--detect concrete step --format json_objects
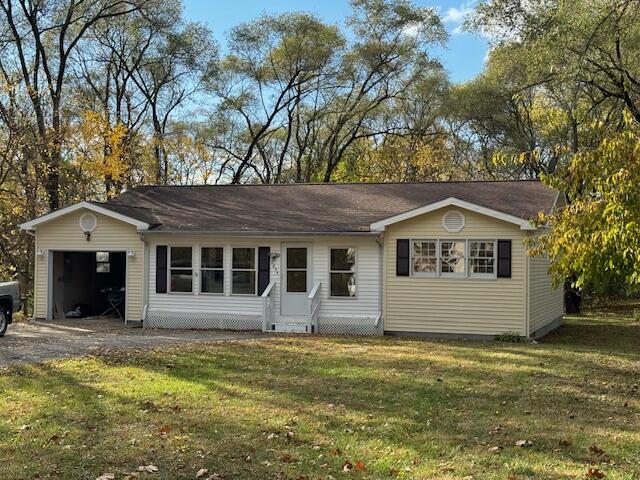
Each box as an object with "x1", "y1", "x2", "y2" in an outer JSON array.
[{"x1": 272, "y1": 322, "x2": 309, "y2": 333}]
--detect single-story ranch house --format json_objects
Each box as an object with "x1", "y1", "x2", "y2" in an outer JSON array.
[{"x1": 20, "y1": 181, "x2": 564, "y2": 338}]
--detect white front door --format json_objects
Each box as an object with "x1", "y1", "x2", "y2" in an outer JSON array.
[{"x1": 281, "y1": 244, "x2": 312, "y2": 316}]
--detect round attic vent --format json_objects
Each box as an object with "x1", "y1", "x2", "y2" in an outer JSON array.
[
  {"x1": 442, "y1": 210, "x2": 465, "y2": 233},
  {"x1": 79, "y1": 212, "x2": 98, "y2": 233}
]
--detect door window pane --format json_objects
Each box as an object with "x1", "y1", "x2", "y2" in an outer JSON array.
[
  {"x1": 287, "y1": 248, "x2": 307, "y2": 269},
  {"x1": 287, "y1": 271, "x2": 307, "y2": 293}
]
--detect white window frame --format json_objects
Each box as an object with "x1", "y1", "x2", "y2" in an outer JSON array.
[
  {"x1": 439, "y1": 239, "x2": 467, "y2": 277},
  {"x1": 231, "y1": 246, "x2": 258, "y2": 296},
  {"x1": 329, "y1": 247, "x2": 358, "y2": 299},
  {"x1": 409, "y1": 238, "x2": 500, "y2": 280},
  {"x1": 410, "y1": 240, "x2": 438, "y2": 277},
  {"x1": 468, "y1": 239, "x2": 497, "y2": 279},
  {"x1": 169, "y1": 246, "x2": 194, "y2": 294},
  {"x1": 200, "y1": 246, "x2": 225, "y2": 295}
]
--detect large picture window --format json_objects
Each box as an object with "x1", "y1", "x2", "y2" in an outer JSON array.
[
  {"x1": 411, "y1": 240, "x2": 437, "y2": 276},
  {"x1": 232, "y1": 247, "x2": 256, "y2": 294},
  {"x1": 201, "y1": 247, "x2": 224, "y2": 294},
  {"x1": 330, "y1": 248, "x2": 356, "y2": 297},
  {"x1": 469, "y1": 241, "x2": 495, "y2": 276},
  {"x1": 170, "y1": 247, "x2": 193, "y2": 293}
]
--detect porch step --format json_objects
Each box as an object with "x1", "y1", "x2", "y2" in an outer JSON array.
[{"x1": 272, "y1": 322, "x2": 310, "y2": 333}]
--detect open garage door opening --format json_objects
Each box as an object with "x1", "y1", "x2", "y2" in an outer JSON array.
[{"x1": 51, "y1": 251, "x2": 126, "y2": 321}]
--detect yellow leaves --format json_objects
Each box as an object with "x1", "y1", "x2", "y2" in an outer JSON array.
[
  {"x1": 70, "y1": 110, "x2": 130, "y2": 183},
  {"x1": 533, "y1": 120, "x2": 640, "y2": 292}
]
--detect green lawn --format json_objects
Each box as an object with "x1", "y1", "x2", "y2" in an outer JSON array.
[{"x1": 1, "y1": 310, "x2": 639, "y2": 480}]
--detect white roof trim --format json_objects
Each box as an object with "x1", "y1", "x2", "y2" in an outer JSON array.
[
  {"x1": 369, "y1": 197, "x2": 537, "y2": 232},
  {"x1": 20, "y1": 201, "x2": 151, "y2": 231}
]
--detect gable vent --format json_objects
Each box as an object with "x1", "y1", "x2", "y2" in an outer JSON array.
[
  {"x1": 79, "y1": 212, "x2": 98, "y2": 233},
  {"x1": 442, "y1": 210, "x2": 465, "y2": 232}
]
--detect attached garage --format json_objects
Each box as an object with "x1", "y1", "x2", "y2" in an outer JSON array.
[
  {"x1": 51, "y1": 251, "x2": 127, "y2": 319},
  {"x1": 21, "y1": 203, "x2": 149, "y2": 322}
]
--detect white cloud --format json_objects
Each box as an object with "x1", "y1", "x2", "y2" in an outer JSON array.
[
  {"x1": 443, "y1": 6, "x2": 472, "y2": 24},
  {"x1": 441, "y1": 1, "x2": 476, "y2": 34},
  {"x1": 401, "y1": 22, "x2": 421, "y2": 37}
]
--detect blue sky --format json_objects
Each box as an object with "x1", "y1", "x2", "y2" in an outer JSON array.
[{"x1": 182, "y1": 0, "x2": 488, "y2": 83}]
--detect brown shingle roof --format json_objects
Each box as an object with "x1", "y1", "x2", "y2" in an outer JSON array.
[{"x1": 100, "y1": 181, "x2": 558, "y2": 233}]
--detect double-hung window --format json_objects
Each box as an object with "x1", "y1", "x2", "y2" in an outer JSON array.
[
  {"x1": 412, "y1": 240, "x2": 437, "y2": 276},
  {"x1": 170, "y1": 247, "x2": 193, "y2": 292},
  {"x1": 330, "y1": 248, "x2": 356, "y2": 297},
  {"x1": 469, "y1": 240, "x2": 495, "y2": 277},
  {"x1": 96, "y1": 252, "x2": 110, "y2": 273},
  {"x1": 232, "y1": 247, "x2": 256, "y2": 294},
  {"x1": 201, "y1": 247, "x2": 224, "y2": 294},
  {"x1": 440, "y1": 240, "x2": 466, "y2": 276}
]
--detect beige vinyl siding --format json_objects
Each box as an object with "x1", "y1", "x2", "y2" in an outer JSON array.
[
  {"x1": 528, "y1": 254, "x2": 563, "y2": 335},
  {"x1": 384, "y1": 207, "x2": 527, "y2": 336},
  {"x1": 33, "y1": 209, "x2": 144, "y2": 320}
]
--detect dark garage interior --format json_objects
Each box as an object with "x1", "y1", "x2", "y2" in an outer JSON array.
[{"x1": 51, "y1": 251, "x2": 126, "y2": 320}]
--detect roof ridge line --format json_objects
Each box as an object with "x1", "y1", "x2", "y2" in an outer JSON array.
[{"x1": 128, "y1": 179, "x2": 543, "y2": 190}]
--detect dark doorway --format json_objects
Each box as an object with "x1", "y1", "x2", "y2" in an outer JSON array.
[{"x1": 51, "y1": 251, "x2": 126, "y2": 320}]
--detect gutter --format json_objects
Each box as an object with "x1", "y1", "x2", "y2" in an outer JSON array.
[{"x1": 142, "y1": 230, "x2": 380, "y2": 237}]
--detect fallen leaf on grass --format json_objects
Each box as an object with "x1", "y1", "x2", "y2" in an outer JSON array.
[
  {"x1": 559, "y1": 439, "x2": 572, "y2": 447},
  {"x1": 159, "y1": 425, "x2": 171, "y2": 435},
  {"x1": 586, "y1": 467, "x2": 606, "y2": 478},
  {"x1": 195, "y1": 468, "x2": 208, "y2": 478},
  {"x1": 95, "y1": 474, "x2": 115, "y2": 480},
  {"x1": 330, "y1": 448, "x2": 341, "y2": 456},
  {"x1": 138, "y1": 464, "x2": 159, "y2": 473},
  {"x1": 515, "y1": 440, "x2": 533, "y2": 448},
  {"x1": 589, "y1": 445, "x2": 605, "y2": 456},
  {"x1": 354, "y1": 461, "x2": 365, "y2": 471},
  {"x1": 342, "y1": 460, "x2": 353, "y2": 472},
  {"x1": 488, "y1": 446, "x2": 502, "y2": 453}
]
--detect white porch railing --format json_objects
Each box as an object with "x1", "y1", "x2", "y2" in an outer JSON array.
[
  {"x1": 261, "y1": 280, "x2": 276, "y2": 332},
  {"x1": 308, "y1": 282, "x2": 321, "y2": 333}
]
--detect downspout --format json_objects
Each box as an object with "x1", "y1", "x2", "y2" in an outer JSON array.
[
  {"x1": 524, "y1": 235, "x2": 531, "y2": 338},
  {"x1": 140, "y1": 232, "x2": 149, "y2": 326},
  {"x1": 375, "y1": 232, "x2": 384, "y2": 334}
]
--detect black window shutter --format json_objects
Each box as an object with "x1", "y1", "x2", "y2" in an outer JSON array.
[
  {"x1": 396, "y1": 239, "x2": 410, "y2": 276},
  {"x1": 156, "y1": 245, "x2": 168, "y2": 293},
  {"x1": 497, "y1": 240, "x2": 512, "y2": 278},
  {"x1": 258, "y1": 247, "x2": 271, "y2": 295}
]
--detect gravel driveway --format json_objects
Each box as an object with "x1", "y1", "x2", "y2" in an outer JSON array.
[{"x1": 0, "y1": 318, "x2": 263, "y2": 366}]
